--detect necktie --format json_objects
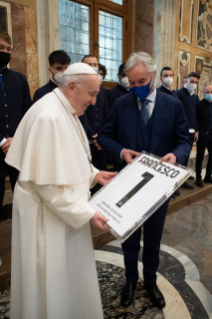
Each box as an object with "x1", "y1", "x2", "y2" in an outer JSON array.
[{"x1": 140, "y1": 99, "x2": 149, "y2": 126}]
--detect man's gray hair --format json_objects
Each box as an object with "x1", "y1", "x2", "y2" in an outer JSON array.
[
  {"x1": 55, "y1": 73, "x2": 86, "y2": 88},
  {"x1": 125, "y1": 52, "x2": 157, "y2": 73}
]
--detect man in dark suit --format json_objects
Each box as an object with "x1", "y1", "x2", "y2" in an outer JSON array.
[
  {"x1": 0, "y1": 31, "x2": 32, "y2": 221},
  {"x1": 108, "y1": 63, "x2": 130, "y2": 109},
  {"x1": 157, "y1": 66, "x2": 178, "y2": 99},
  {"x1": 33, "y1": 50, "x2": 71, "y2": 103},
  {"x1": 82, "y1": 55, "x2": 109, "y2": 175},
  {"x1": 196, "y1": 84, "x2": 212, "y2": 187},
  {"x1": 157, "y1": 66, "x2": 180, "y2": 198},
  {"x1": 98, "y1": 52, "x2": 191, "y2": 309},
  {"x1": 177, "y1": 72, "x2": 200, "y2": 189}
]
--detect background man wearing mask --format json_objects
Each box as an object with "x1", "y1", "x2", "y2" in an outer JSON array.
[
  {"x1": 82, "y1": 55, "x2": 109, "y2": 186},
  {"x1": 108, "y1": 63, "x2": 130, "y2": 109},
  {"x1": 177, "y1": 72, "x2": 200, "y2": 189},
  {"x1": 195, "y1": 84, "x2": 212, "y2": 187},
  {"x1": 0, "y1": 30, "x2": 31, "y2": 219},
  {"x1": 98, "y1": 63, "x2": 107, "y2": 85},
  {"x1": 0, "y1": 30, "x2": 31, "y2": 265},
  {"x1": 157, "y1": 67, "x2": 178, "y2": 99},
  {"x1": 98, "y1": 52, "x2": 191, "y2": 310},
  {"x1": 33, "y1": 50, "x2": 71, "y2": 103}
]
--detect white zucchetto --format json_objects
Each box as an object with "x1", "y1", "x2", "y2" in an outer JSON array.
[{"x1": 64, "y1": 62, "x2": 97, "y2": 76}]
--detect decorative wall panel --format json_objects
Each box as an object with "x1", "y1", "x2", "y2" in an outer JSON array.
[
  {"x1": 197, "y1": 0, "x2": 212, "y2": 51},
  {"x1": 195, "y1": 55, "x2": 212, "y2": 99},
  {"x1": 179, "y1": 0, "x2": 193, "y2": 44},
  {"x1": 178, "y1": 50, "x2": 191, "y2": 89}
]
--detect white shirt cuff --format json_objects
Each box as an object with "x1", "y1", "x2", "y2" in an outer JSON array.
[
  {"x1": 0, "y1": 138, "x2": 7, "y2": 147},
  {"x1": 120, "y1": 148, "x2": 126, "y2": 160}
]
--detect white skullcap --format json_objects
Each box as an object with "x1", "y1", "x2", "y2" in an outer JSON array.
[{"x1": 64, "y1": 62, "x2": 97, "y2": 76}]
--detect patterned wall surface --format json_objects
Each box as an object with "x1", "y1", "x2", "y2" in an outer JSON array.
[
  {"x1": 179, "y1": 0, "x2": 194, "y2": 44},
  {"x1": 197, "y1": 0, "x2": 212, "y2": 51},
  {"x1": 178, "y1": 50, "x2": 191, "y2": 89},
  {"x1": 195, "y1": 55, "x2": 212, "y2": 99}
]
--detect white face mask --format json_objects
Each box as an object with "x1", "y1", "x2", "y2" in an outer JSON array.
[
  {"x1": 120, "y1": 76, "x2": 129, "y2": 89},
  {"x1": 98, "y1": 74, "x2": 103, "y2": 85},
  {"x1": 162, "y1": 76, "x2": 173, "y2": 88},
  {"x1": 54, "y1": 71, "x2": 65, "y2": 85},
  {"x1": 187, "y1": 83, "x2": 197, "y2": 92}
]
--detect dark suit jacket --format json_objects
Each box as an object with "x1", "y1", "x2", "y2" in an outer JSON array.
[
  {"x1": 85, "y1": 86, "x2": 109, "y2": 139},
  {"x1": 196, "y1": 98, "x2": 212, "y2": 134},
  {"x1": 157, "y1": 85, "x2": 178, "y2": 99},
  {"x1": 177, "y1": 87, "x2": 199, "y2": 132},
  {"x1": 108, "y1": 83, "x2": 129, "y2": 109},
  {"x1": 0, "y1": 67, "x2": 32, "y2": 141},
  {"x1": 33, "y1": 80, "x2": 57, "y2": 103},
  {"x1": 98, "y1": 91, "x2": 191, "y2": 170}
]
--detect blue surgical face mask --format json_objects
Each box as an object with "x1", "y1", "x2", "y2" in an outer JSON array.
[
  {"x1": 92, "y1": 67, "x2": 98, "y2": 74},
  {"x1": 130, "y1": 76, "x2": 153, "y2": 100},
  {"x1": 205, "y1": 94, "x2": 212, "y2": 102}
]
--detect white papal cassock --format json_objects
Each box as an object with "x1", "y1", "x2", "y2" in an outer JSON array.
[{"x1": 5, "y1": 88, "x2": 104, "y2": 319}]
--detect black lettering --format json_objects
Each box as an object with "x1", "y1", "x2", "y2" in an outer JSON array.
[
  {"x1": 158, "y1": 164, "x2": 166, "y2": 173},
  {"x1": 170, "y1": 170, "x2": 180, "y2": 178},
  {"x1": 166, "y1": 168, "x2": 175, "y2": 177}
]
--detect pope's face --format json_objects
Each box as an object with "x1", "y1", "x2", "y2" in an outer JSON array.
[{"x1": 70, "y1": 74, "x2": 100, "y2": 116}]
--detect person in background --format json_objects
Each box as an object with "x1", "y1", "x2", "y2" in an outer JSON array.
[
  {"x1": 108, "y1": 63, "x2": 130, "y2": 109},
  {"x1": 98, "y1": 52, "x2": 191, "y2": 310},
  {"x1": 0, "y1": 30, "x2": 32, "y2": 219},
  {"x1": 157, "y1": 66, "x2": 180, "y2": 198},
  {"x1": 157, "y1": 67, "x2": 178, "y2": 99},
  {"x1": 196, "y1": 84, "x2": 212, "y2": 187},
  {"x1": 0, "y1": 30, "x2": 32, "y2": 265},
  {"x1": 98, "y1": 63, "x2": 107, "y2": 85},
  {"x1": 33, "y1": 50, "x2": 71, "y2": 103},
  {"x1": 182, "y1": 76, "x2": 188, "y2": 87},
  {"x1": 177, "y1": 72, "x2": 200, "y2": 190},
  {"x1": 82, "y1": 55, "x2": 109, "y2": 186}
]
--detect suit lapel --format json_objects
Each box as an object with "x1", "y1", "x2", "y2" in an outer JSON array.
[
  {"x1": 150, "y1": 91, "x2": 171, "y2": 154},
  {"x1": 123, "y1": 92, "x2": 137, "y2": 151}
]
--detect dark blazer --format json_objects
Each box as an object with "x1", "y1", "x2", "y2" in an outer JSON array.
[
  {"x1": 33, "y1": 80, "x2": 57, "y2": 103},
  {"x1": 196, "y1": 98, "x2": 212, "y2": 134},
  {"x1": 157, "y1": 85, "x2": 178, "y2": 99},
  {"x1": 85, "y1": 86, "x2": 109, "y2": 139},
  {"x1": 177, "y1": 87, "x2": 199, "y2": 132},
  {"x1": 98, "y1": 90, "x2": 191, "y2": 170},
  {"x1": 108, "y1": 83, "x2": 129, "y2": 109},
  {"x1": 0, "y1": 67, "x2": 32, "y2": 141}
]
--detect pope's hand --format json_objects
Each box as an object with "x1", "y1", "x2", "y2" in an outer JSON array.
[
  {"x1": 94, "y1": 171, "x2": 117, "y2": 186},
  {"x1": 2, "y1": 137, "x2": 13, "y2": 155},
  {"x1": 90, "y1": 212, "x2": 108, "y2": 231},
  {"x1": 122, "y1": 149, "x2": 141, "y2": 164},
  {"x1": 160, "y1": 153, "x2": 177, "y2": 165}
]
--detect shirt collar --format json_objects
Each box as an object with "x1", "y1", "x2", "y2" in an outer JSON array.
[{"x1": 54, "y1": 88, "x2": 76, "y2": 115}]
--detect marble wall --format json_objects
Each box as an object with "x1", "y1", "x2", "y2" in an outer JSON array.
[
  {"x1": 0, "y1": 0, "x2": 39, "y2": 97},
  {"x1": 174, "y1": 0, "x2": 212, "y2": 96}
]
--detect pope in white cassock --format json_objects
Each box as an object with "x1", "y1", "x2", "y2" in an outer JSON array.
[{"x1": 5, "y1": 63, "x2": 117, "y2": 319}]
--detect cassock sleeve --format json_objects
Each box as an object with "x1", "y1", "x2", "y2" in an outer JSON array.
[{"x1": 30, "y1": 182, "x2": 96, "y2": 229}]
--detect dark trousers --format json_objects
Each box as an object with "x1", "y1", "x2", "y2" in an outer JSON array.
[
  {"x1": 122, "y1": 200, "x2": 169, "y2": 284},
  {"x1": 182, "y1": 132, "x2": 194, "y2": 167},
  {"x1": 196, "y1": 133, "x2": 212, "y2": 180},
  {"x1": 90, "y1": 144, "x2": 107, "y2": 195},
  {"x1": 0, "y1": 151, "x2": 19, "y2": 218}
]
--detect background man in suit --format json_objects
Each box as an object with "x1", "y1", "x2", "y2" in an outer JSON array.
[
  {"x1": 33, "y1": 50, "x2": 71, "y2": 103},
  {"x1": 177, "y1": 72, "x2": 200, "y2": 189},
  {"x1": 0, "y1": 30, "x2": 32, "y2": 222},
  {"x1": 157, "y1": 66, "x2": 180, "y2": 198},
  {"x1": 196, "y1": 84, "x2": 212, "y2": 187},
  {"x1": 82, "y1": 55, "x2": 109, "y2": 177},
  {"x1": 98, "y1": 52, "x2": 191, "y2": 309},
  {"x1": 157, "y1": 67, "x2": 178, "y2": 99},
  {"x1": 98, "y1": 63, "x2": 107, "y2": 85},
  {"x1": 108, "y1": 63, "x2": 130, "y2": 109}
]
